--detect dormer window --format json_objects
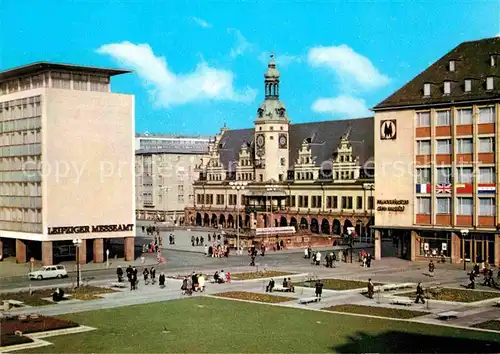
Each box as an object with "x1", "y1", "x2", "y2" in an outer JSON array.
[
  {"x1": 486, "y1": 77, "x2": 494, "y2": 90},
  {"x1": 491, "y1": 55, "x2": 496, "y2": 67},
  {"x1": 423, "y1": 83, "x2": 431, "y2": 96},
  {"x1": 464, "y1": 79, "x2": 472, "y2": 92},
  {"x1": 443, "y1": 81, "x2": 451, "y2": 95},
  {"x1": 449, "y1": 60, "x2": 455, "y2": 72}
]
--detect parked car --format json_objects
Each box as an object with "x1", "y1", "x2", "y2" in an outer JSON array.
[{"x1": 29, "y1": 265, "x2": 68, "y2": 280}]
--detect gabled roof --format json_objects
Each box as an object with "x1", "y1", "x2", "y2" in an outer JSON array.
[
  {"x1": 217, "y1": 117, "x2": 374, "y2": 169},
  {"x1": 374, "y1": 37, "x2": 500, "y2": 110}
]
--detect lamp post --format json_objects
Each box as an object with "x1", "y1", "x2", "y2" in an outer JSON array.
[
  {"x1": 460, "y1": 229, "x2": 469, "y2": 271},
  {"x1": 72, "y1": 238, "x2": 82, "y2": 288},
  {"x1": 161, "y1": 186, "x2": 169, "y2": 225},
  {"x1": 363, "y1": 183, "x2": 375, "y2": 243},
  {"x1": 266, "y1": 185, "x2": 278, "y2": 228},
  {"x1": 347, "y1": 226, "x2": 355, "y2": 263},
  {"x1": 230, "y1": 181, "x2": 247, "y2": 255}
]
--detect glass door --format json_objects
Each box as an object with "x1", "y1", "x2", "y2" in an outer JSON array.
[{"x1": 475, "y1": 241, "x2": 483, "y2": 263}]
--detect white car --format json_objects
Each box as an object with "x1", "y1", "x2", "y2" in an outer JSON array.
[{"x1": 29, "y1": 265, "x2": 68, "y2": 280}]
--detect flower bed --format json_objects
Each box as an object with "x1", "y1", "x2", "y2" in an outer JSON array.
[
  {"x1": 0, "y1": 285, "x2": 116, "y2": 306},
  {"x1": 231, "y1": 271, "x2": 295, "y2": 280},
  {"x1": 0, "y1": 315, "x2": 79, "y2": 336},
  {"x1": 324, "y1": 304, "x2": 429, "y2": 319},
  {"x1": 0, "y1": 334, "x2": 34, "y2": 347},
  {"x1": 215, "y1": 291, "x2": 295, "y2": 303},
  {"x1": 395, "y1": 288, "x2": 500, "y2": 303},
  {"x1": 297, "y1": 279, "x2": 383, "y2": 291}
]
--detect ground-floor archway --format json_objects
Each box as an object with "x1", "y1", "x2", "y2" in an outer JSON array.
[
  {"x1": 290, "y1": 217, "x2": 297, "y2": 230},
  {"x1": 280, "y1": 216, "x2": 288, "y2": 226},
  {"x1": 321, "y1": 219, "x2": 330, "y2": 234},
  {"x1": 204, "y1": 213, "x2": 210, "y2": 226},
  {"x1": 310, "y1": 218, "x2": 319, "y2": 234},
  {"x1": 195, "y1": 213, "x2": 202, "y2": 226},
  {"x1": 333, "y1": 219, "x2": 341, "y2": 235},
  {"x1": 299, "y1": 217, "x2": 308, "y2": 230}
]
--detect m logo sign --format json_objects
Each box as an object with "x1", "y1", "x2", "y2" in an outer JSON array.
[{"x1": 380, "y1": 120, "x2": 397, "y2": 140}]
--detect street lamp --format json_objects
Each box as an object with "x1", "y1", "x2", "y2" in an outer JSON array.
[
  {"x1": 72, "y1": 238, "x2": 82, "y2": 288},
  {"x1": 347, "y1": 226, "x2": 355, "y2": 263},
  {"x1": 460, "y1": 229, "x2": 469, "y2": 271},
  {"x1": 266, "y1": 185, "x2": 278, "y2": 228},
  {"x1": 161, "y1": 186, "x2": 170, "y2": 224},
  {"x1": 230, "y1": 181, "x2": 248, "y2": 255},
  {"x1": 363, "y1": 183, "x2": 375, "y2": 243}
]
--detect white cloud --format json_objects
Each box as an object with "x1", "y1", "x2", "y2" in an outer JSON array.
[
  {"x1": 258, "y1": 52, "x2": 302, "y2": 67},
  {"x1": 308, "y1": 45, "x2": 389, "y2": 89},
  {"x1": 191, "y1": 16, "x2": 212, "y2": 28},
  {"x1": 311, "y1": 95, "x2": 370, "y2": 117},
  {"x1": 97, "y1": 41, "x2": 256, "y2": 107},
  {"x1": 496, "y1": 33, "x2": 500, "y2": 37},
  {"x1": 228, "y1": 28, "x2": 253, "y2": 57}
]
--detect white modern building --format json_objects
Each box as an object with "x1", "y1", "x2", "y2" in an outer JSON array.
[
  {"x1": 135, "y1": 134, "x2": 210, "y2": 223},
  {"x1": 0, "y1": 62, "x2": 135, "y2": 265}
]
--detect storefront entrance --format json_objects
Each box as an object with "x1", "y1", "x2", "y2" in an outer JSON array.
[{"x1": 460, "y1": 233, "x2": 495, "y2": 264}]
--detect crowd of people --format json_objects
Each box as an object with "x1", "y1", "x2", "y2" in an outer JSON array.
[
  {"x1": 116, "y1": 265, "x2": 166, "y2": 290},
  {"x1": 467, "y1": 263, "x2": 500, "y2": 289}
]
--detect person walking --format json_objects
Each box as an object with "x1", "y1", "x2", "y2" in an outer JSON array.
[
  {"x1": 159, "y1": 272, "x2": 166, "y2": 288},
  {"x1": 415, "y1": 282, "x2": 425, "y2": 304},
  {"x1": 315, "y1": 279, "x2": 324, "y2": 301},
  {"x1": 367, "y1": 278, "x2": 374, "y2": 299},
  {"x1": 428, "y1": 260, "x2": 435, "y2": 277},
  {"x1": 143, "y1": 268, "x2": 150, "y2": 285},
  {"x1": 150, "y1": 266, "x2": 156, "y2": 284}
]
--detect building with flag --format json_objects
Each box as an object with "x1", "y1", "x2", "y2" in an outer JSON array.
[{"x1": 372, "y1": 37, "x2": 500, "y2": 266}]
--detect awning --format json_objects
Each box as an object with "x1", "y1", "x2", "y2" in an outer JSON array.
[{"x1": 256, "y1": 226, "x2": 296, "y2": 235}]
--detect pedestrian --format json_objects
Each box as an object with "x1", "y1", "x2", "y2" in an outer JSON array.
[
  {"x1": 131, "y1": 272, "x2": 137, "y2": 290},
  {"x1": 428, "y1": 260, "x2": 435, "y2": 277},
  {"x1": 366, "y1": 253, "x2": 372, "y2": 268},
  {"x1": 143, "y1": 268, "x2": 150, "y2": 285},
  {"x1": 415, "y1": 282, "x2": 425, "y2": 304},
  {"x1": 204, "y1": 244, "x2": 208, "y2": 256},
  {"x1": 191, "y1": 236, "x2": 195, "y2": 247},
  {"x1": 315, "y1": 279, "x2": 323, "y2": 301},
  {"x1": 250, "y1": 252, "x2": 256, "y2": 266},
  {"x1": 315, "y1": 251, "x2": 321, "y2": 266},
  {"x1": 150, "y1": 266, "x2": 156, "y2": 284},
  {"x1": 117, "y1": 266, "x2": 124, "y2": 282},
  {"x1": 367, "y1": 278, "x2": 374, "y2": 299},
  {"x1": 196, "y1": 237, "x2": 199, "y2": 246},
  {"x1": 126, "y1": 265, "x2": 132, "y2": 282},
  {"x1": 159, "y1": 272, "x2": 166, "y2": 288},
  {"x1": 304, "y1": 247, "x2": 308, "y2": 259}
]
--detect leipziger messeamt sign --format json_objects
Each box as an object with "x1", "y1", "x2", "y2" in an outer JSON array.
[{"x1": 47, "y1": 224, "x2": 134, "y2": 235}]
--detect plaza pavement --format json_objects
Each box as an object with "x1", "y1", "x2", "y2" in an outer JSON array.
[{"x1": 2, "y1": 256, "x2": 500, "y2": 332}]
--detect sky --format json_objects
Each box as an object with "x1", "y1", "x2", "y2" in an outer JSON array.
[{"x1": 1, "y1": 0, "x2": 499, "y2": 135}]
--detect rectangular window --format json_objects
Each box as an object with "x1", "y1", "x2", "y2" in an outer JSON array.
[
  {"x1": 456, "y1": 197, "x2": 473, "y2": 215},
  {"x1": 479, "y1": 137, "x2": 495, "y2": 153},
  {"x1": 449, "y1": 61, "x2": 455, "y2": 72},
  {"x1": 486, "y1": 77, "x2": 494, "y2": 90},
  {"x1": 456, "y1": 167, "x2": 473, "y2": 184},
  {"x1": 479, "y1": 198, "x2": 495, "y2": 216},
  {"x1": 443, "y1": 82, "x2": 451, "y2": 95},
  {"x1": 326, "y1": 196, "x2": 332, "y2": 208},
  {"x1": 436, "y1": 198, "x2": 451, "y2": 214},
  {"x1": 417, "y1": 140, "x2": 431, "y2": 155},
  {"x1": 416, "y1": 168, "x2": 431, "y2": 184},
  {"x1": 417, "y1": 197, "x2": 431, "y2": 214},
  {"x1": 456, "y1": 108, "x2": 472, "y2": 125},
  {"x1": 436, "y1": 139, "x2": 451, "y2": 154},
  {"x1": 464, "y1": 79, "x2": 472, "y2": 92},
  {"x1": 368, "y1": 196, "x2": 374, "y2": 210},
  {"x1": 341, "y1": 196, "x2": 347, "y2": 209},
  {"x1": 416, "y1": 111, "x2": 430, "y2": 127},
  {"x1": 478, "y1": 107, "x2": 495, "y2": 124},
  {"x1": 436, "y1": 167, "x2": 451, "y2": 184},
  {"x1": 290, "y1": 195, "x2": 296, "y2": 207},
  {"x1": 332, "y1": 196, "x2": 338, "y2": 209},
  {"x1": 177, "y1": 194, "x2": 184, "y2": 203},
  {"x1": 456, "y1": 138, "x2": 473, "y2": 154},
  {"x1": 303, "y1": 196, "x2": 308, "y2": 208},
  {"x1": 479, "y1": 167, "x2": 495, "y2": 184},
  {"x1": 356, "y1": 196, "x2": 363, "y2": 209},
  {"x1": 423, "y1": 84, "x2": 430, "y2": 97}
]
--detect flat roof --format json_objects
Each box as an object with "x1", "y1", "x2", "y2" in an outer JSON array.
[{"x1": 0, "y1": 61, "x2": 132, "y2": 81}]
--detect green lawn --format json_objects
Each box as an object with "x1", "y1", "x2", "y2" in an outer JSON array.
[
  {"x1": 395, "y1": 288, "x2": 500, "y2": 303},
  {"x1": 20, "y1": 297, "x2": 500, "y2": 353}
]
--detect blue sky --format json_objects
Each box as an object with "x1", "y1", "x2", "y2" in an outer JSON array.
[{"x1": 2, "y1": 0, "x2": 499, "y2": 135}]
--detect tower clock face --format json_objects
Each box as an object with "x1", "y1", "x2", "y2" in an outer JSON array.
[
  {"x1": 279, "y1": 134, "x2": 287, "y2": 148},
  {"x1": 256, "y1": 134, "x2": 265, "y2": 147}
]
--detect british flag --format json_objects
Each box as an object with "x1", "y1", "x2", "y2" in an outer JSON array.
[{"x1": 436, "y1": 184, "x2": 452, "y2": 194}]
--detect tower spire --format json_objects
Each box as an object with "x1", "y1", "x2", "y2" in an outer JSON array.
[{"x1": 264, "y1": 54, "x2": 280, "y2": 99}]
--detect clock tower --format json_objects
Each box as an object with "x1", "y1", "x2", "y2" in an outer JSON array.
[{"x1": 254, "y1": 54, "x2": 290, "y2": 183}]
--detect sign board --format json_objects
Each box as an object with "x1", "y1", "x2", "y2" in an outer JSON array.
[
  {"x1": 256, "y1": 226, "x2": 296, "y2": 235},
  {"x1": 424, "y1": 243, "x2": 429, "y2": 251},
  {"x1": 376, "y1": 199, "x2": 409, "y2": 212},
  {"x1": 47, "y1": 224, "x2": 134, "y2": 235},
  {"x1": 380, "y1": 119, "x2": 397, "y2": 140},
  {"x1": 441, "y1": 243, "x2": 447, "y2": 251}
]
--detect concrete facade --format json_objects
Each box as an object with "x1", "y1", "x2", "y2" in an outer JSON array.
[
  {"x1": 0, "y1": 62, "x2": 136, "y2": 265},
  {"x1": 373, "y1": 37, "x2": 500, "y2": 266}
]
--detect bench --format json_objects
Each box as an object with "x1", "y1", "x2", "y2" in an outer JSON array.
[
  {"x1": 111, "y1": 282, "x2": 128, "y2": 288},
  {"x1": 299, "y1": 297, "x2": 320, "y2": 305},
  {"x1": 8, "y1": 300, "x2": 24, "y2": 307},
  {"x1": 390, "y1": 297, "x2": 413, "y2": 306},
  {"x1": 436, "y1": 311, "x2": 459, "y2": 320},
  {"x1": 272, "y1": 285, "x2": 288, "y2": 292}
]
